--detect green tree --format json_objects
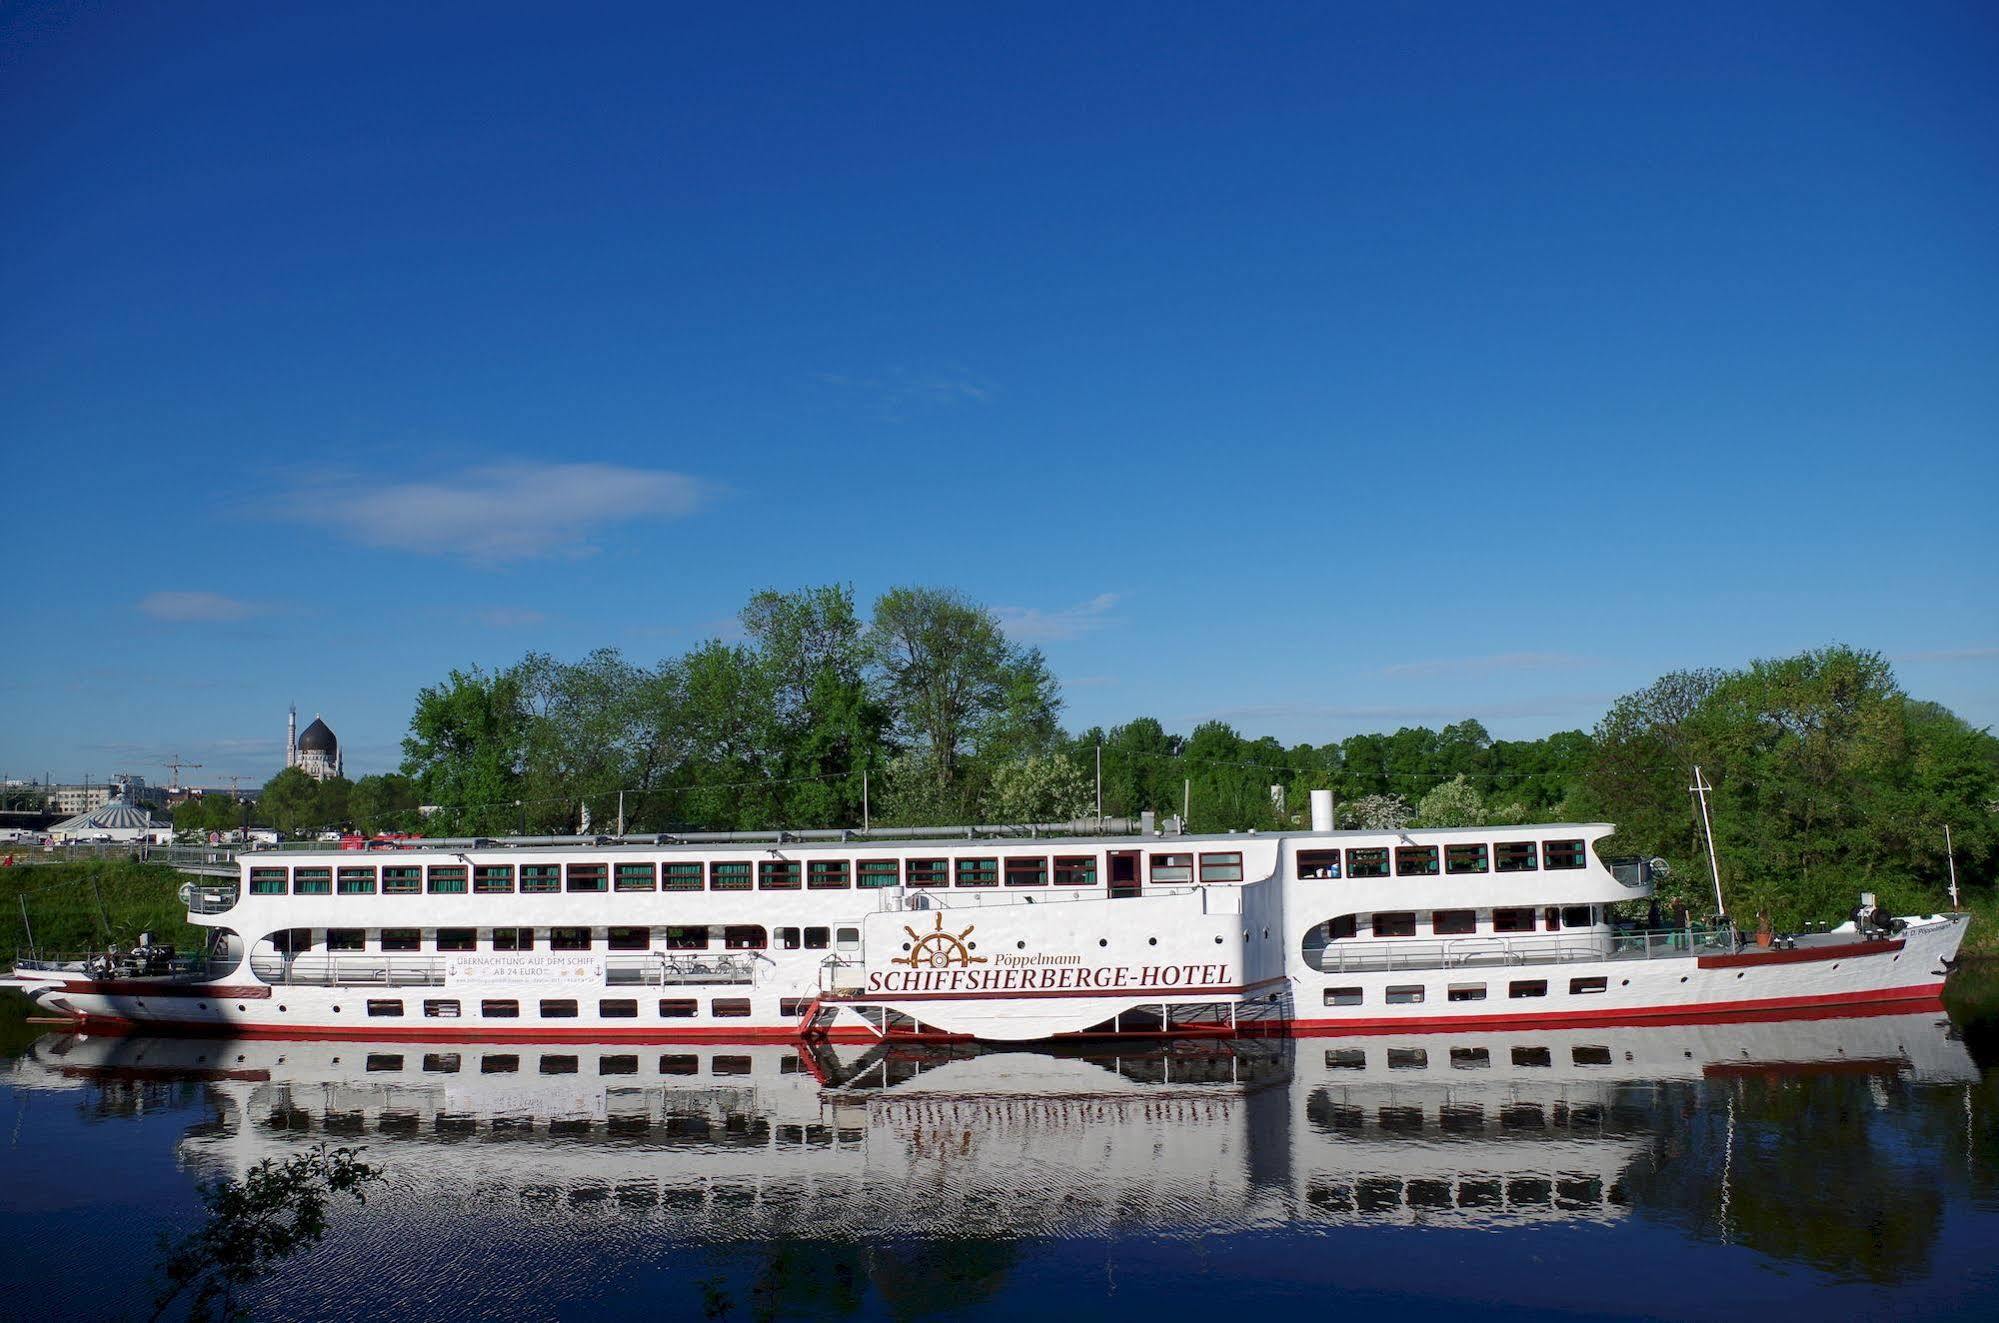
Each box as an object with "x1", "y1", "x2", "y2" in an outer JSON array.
[
  {"x1": 349, "y1": 773, "x2": 419, "y2": 835},
  {"x1": 400, "y1": 665, "x2": 529, "y2": 835}
]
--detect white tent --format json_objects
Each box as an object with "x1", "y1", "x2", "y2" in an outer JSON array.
[{"x1": 48, "y1": 796, "x2": 172, "y2": 844}]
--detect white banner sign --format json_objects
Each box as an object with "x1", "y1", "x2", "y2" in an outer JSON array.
[{"x1": 443, "y1": 952, "x2": 606, "y2": 986}]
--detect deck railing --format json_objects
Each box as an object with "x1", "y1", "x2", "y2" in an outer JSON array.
[
  {"x1": 245, "y1": 952, "x2": 757, "y2": 988},
  {"x1": 1313, "y1": 927, "x2": 1735, "y2": 974}
]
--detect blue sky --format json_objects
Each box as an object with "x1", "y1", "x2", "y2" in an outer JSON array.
[{"x1": 3, "y1": 2, "x2": 1995, "y2": 785}]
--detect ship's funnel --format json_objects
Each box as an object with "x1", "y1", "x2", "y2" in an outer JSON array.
[{"x1": 1310, "y1": 789, "x2": 1334, "y2": 833}]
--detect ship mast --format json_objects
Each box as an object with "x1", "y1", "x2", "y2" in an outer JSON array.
[{"x1": 1689, "y1": 765, "x2": 1729, "y2": 929}]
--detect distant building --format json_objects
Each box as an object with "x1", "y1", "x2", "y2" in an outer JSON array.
[
  {"x1": 48, "y1": 796, "x2": 173, "y2": 844},
  {"x1": 286, "y1": 705, "x2": 343, "y2": 782},
  {"x1": 40, "y1": 776, "x2": 163, "y2": 817}
]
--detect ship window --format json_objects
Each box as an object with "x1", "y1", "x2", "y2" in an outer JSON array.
[
  {"x1": 1573, "y1": 1045, "x2": 1613, "y2": 1065},
  {"x1": 1297, "y1": 850, "x2": 1341, "y2": 880},
  {"x1": 326, "y1": 928, "x2": 365, "y2": 951},
  {"x1": 367, "y1": 999, "x2": 404, "y2": 1018},
  {"x1": 473, "y1": 864, "x2": 514, "y2": 894},
  {"x1": 956, "y1": 858, "x2": 998, "y2": 887},
  {"x1": 1448, "y1": 983, "x2": 1486, "y2": 1001},
  {"x1": 1432, "y1": 909, "x2": 1476, "y2": 936},
  {"x1": 520, "y1": 864, "x2": 560, "y2": 894},
  {"x1": 710, "y1": 861, "x2": 752, "y2": 892},
  {"x1": 1544, "y1": 839, "x2": 1586, "y2": 870},
  {"x1": 436, "y1": 928, "x2": 476, "y2": 952},
  {"x1": 481, "y1": 999, "x2": 520, "y2": 1018},
  {"x1": 836, "y1": 927, "x2": 860, "y2": 950},
  {"x1": 540, "y1": 1054, "x2": 578, "y2": 1074},
  {"x1": 658, "y1": 999, "x2": 697, "y2": 1018},
  {"x1": 382, "y1": 866, "x2": 421, "y2": 895},
  {"x1": 482, "y1": 1053, "x2": 519, "y2": 1072},
  {"x1": 336, "y1": 866, "x2": 377, "y2": 895},
  {"x1": 1053, "y1": 855, "x2": 1097, "y2": 887},
  {"x1": 1563, "y1": 906, "x2": 1594, "y2": 929},
  {"x1": 663, "y1": 861, "x2": 703, "y2": 892},
  {"x1": 804, "y1": 927, "x2": 830, "y2": 950},
  {"x1": 1394, "y1": 846, "x2": 1439, "y2": 877},
  {"x1": 607, "y1": 927, "x2": 649, "y2": 952},
  {"x1": 427, "y1": 865, "x2": 467, "y2": 895},
  {"x1": 492, "y1": 927, "x2": 534, "y2": 951},
  {"x1": 381, "y1": 928, "x2": 420, "y2": 952},
  {"x1": 1200, "y1": 852, "x2": 1244, "y2": 883},
  {"x1": 776, "y1": 927, "x2": 802, "y2": 950},
  {"x1": 664, "y1": 926, "x2": 708, "y2": 951},
  {"x1": 779, "y1": 998, "x2": 809, "y2": 1017},
  {"x1": 723, "y1": 925, "x2": 766, "y2": 950},
  {"x1": 759, "y1": 859, "x2": 801, "y2": 890},
  {"x1": 1451, "y1": 1047, "x2": 1491, "y2": 1069},
  {"x1": 857, "y1": 859, "x2": 900, "y2": 889},
  {"x1": 1325, "y1": 1048, "x2": 1366, "y2": 1069},
  {"x1": 1386, "y1": 985, "x2": 1425, "y2": 1004},
  {"x1": 1445, "y1": 843, "x2": 1489, "y2": 874},
  {"x1": 659, "y1": 1053, "x2": 698, "y2": 1073},
  {"x1": 1495, "y1": 841, "x2": 1537, "y2": 872},
  {"x1": 1326, "y1": 914, "x2": 1358, "y2": 940},
  {"x1": 249, "y1": 868, "x2": 288, "y2": 895},
  {"x1": 550, "y1": 928, "x2": 591, "y2": 951},
  {"x1": 566, "y1": 863, "x2": 607, "y2": 893},
  {"x1": 539, "y1": 999, "x2": 579, "y2": 1018},
  {"x1": 712, "y1": 1055, "x2": 752, "y2": 1075},
  {"x1": 1509, "y1": 979, "x2": 1548, "y2": 999},
  {"x1": 293, "y1": 868, "x2": 331, "y2": 895},
  {"x1": 1512, "y1": 1046, "x2": 1552, "y2": 1067},
  {"x1": 1493, "y1": 907, "x2": 1536, "y2": 933},
  {"x1": 423, "y1": 1053, "x2": 460, "y2": 1072},
  {"x1": 615, "y1": 862, "x2": 657, "y2": 892},
  {"x1": 1387, "y1": 1048, "x2": 1427, "y2": 1070},
  {"x1": 906, "y1": 858, "x2": 948, "y2": 888},
  {"x1": 712, "y1": 998, "x2": 752, "y2": 1018},
  {"x1": 1005, "y1": 856, "x2": 1048, "y2": 887},
  {"x1": 424, "y1": 999, "x2": 460, "y2": 1018},
  {"x1": 1149, "y1": 853, "x2": 1193, "y2": 884},
  {"x1": 1323, "y1": 987, "x2": 1363, "y2": 1007},
  {"x1": 1570, "y1": 976, "x2": 1608, "y2": 996},
  {"x1": 600, "y1": 1055, "x2": 638, "y2": 1076},
  {"x1": 599, "y1": 999, "x2": 638, "y2": 1018},
  {"x1": 1545, "y1": 906, "x2": 1564, "y2": 931},
  {"x1": 365, "y1": 1053, "x2": 403, "y2": 1072},
  {"x1": 1344, "y1": 848, "x2": 1390, "y2": 879},
  {"x1": 807, "y1": 859, "x2": 850, "y2": 890},
  {"x1": 1372, "y1": 912, "x2": 1417, "y2": 938}
]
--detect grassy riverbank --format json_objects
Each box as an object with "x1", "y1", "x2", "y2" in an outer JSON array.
[{"x1": 1, "y1": 861, "x2": 206, "y2": 959}]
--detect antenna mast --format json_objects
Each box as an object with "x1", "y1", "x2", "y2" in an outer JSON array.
[
  {"x1": 1690, "y1": 765, "x2": 1728, "y2": 926},
  {"x1": 1945, "y1": 823, "x2": 1961, "y2": 910}
]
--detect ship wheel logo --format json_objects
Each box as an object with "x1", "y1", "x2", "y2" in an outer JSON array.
[{"x1": 893, "y1": 913, "x2": 987, "y2": 970}]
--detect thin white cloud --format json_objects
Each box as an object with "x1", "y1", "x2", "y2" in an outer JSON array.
[
  {"x1": 814, "y1": 367, "x2": 996, "y2": 419},
  {"x1": 139, "y1": 591, "x2": 259, "y2": 622},
  {"x1": 1895, "y1": 646, "x2": 1999, "y2": 664},
  {"x1": 997, "y1": 593, "x2": 1121, "y2": 643},
  {"x1": 282, "y1": 462, "x2": 713, "y2": 563},
  {"x1": 1382, "y1": 651, "x2": 1597, "y2": 678}
]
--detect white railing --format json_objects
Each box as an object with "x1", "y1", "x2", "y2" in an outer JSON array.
[
  {"x1": 247, "y1": 951, "x2": 758, "y2": 988},
  {"x1": 1312, "y1": 927, "x2": 1734, "y2": 974},
  {"x1": 875, "y1": 885, "x2": 1196, "y2": 912}
]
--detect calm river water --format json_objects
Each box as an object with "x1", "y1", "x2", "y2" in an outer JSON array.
[{"x1": 4, "y1": 984, "x2": 1998, "y2": 1321}]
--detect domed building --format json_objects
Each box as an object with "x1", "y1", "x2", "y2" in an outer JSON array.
[{"x1": 286, "y1": 705, "x2": 343, "y2": 782}]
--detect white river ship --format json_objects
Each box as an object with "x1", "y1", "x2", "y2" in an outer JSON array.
[{"x1": 5, "y1": 800, "x2": 1969, "y2": 1043}]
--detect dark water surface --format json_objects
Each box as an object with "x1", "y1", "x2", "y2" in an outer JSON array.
[{"x1": 5, "y1": 983, "x2": 1999, "y2": 1321}]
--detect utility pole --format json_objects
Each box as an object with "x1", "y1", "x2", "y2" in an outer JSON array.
[
  {"x1": 862, "y1": 769, "x2": 870, "y2": 834},
  {"x1": 617, "y1": 790, "x2": 625, "y2": 837},
  {"x1": 1183, "y1": 778, "x2": 1191, "y2": 831},
  {"x1": 1690, "y1": 766, "x2": 1728, "y2": 932},
  {"x1": 1945, "y1": 824, "x2": 1961, "y2": 910},
  {"x1": 19, "y1": 896, "x2": 37, "y2": 963}
]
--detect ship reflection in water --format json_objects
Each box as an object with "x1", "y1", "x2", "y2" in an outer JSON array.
[{"x1": 7, "y1": 1013, "x2": 1997, "y2": 1320}]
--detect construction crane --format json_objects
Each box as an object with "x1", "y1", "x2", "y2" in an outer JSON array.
[{"x1": 164, "y1": 756, "x2": 203, "y2": 792}]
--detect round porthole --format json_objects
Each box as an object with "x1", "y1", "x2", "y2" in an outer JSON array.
[
  {"x1": 1016, "y1": 941, "x2": 1026, "y2": 950},
  {"x1": 279, "y1": 1004, "x2": 287, "y2": 1012},
  {"x1": 197, "y1": 1002, "x2": 207, "y2": 1010},
  {"x1": 968, "y1": 943, "x2": 977, "y2": 951},
  {"x1": 236, "y1": 1055, "x2": 246, "y2": 1063},
  {"x1": 1148, "y1": 937, "x2": 1158, "y2": 946},
  {"x1": 901, "y1": 942, "x2": 911, "y2": 951},
  {"x1": 1099, "y1": 938, "x2": 1109, "y2": 947},
  {"x1": 1679, "y1": 976, "x2": 1689, "y2": 984},
  {"x1": 1736, "y1": 973, "x2": 1744, "y2": 980},
  {"x1": 1620, "y1": 979, "x2": 1629, "y2": 987},
  {"x1": 332, "y1": 1005, "x2": 341, "y2": 1013},
  {"x1": 1214, "y1": 935, "x2": 1224, "y2": 944},
  {"x1": 237, "y1": 1004, "x2": 246, "y2": 1012}
]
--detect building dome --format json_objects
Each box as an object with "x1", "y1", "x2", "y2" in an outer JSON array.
[{"x1": 297, "y1": 717, "x2": 337, "y2": 754}]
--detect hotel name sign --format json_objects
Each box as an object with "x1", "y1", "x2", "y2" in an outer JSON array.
[{"x1": 866, "y1": 915, "x2": 1234, "y2": 995}]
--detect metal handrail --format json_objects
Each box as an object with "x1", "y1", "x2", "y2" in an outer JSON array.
[
  {"x1": 245, "y1": 951, "x2": 759, "y2": 988},
  {"x1": 1313, "y1": 926, "x2": 1735, "y2": 974}
]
